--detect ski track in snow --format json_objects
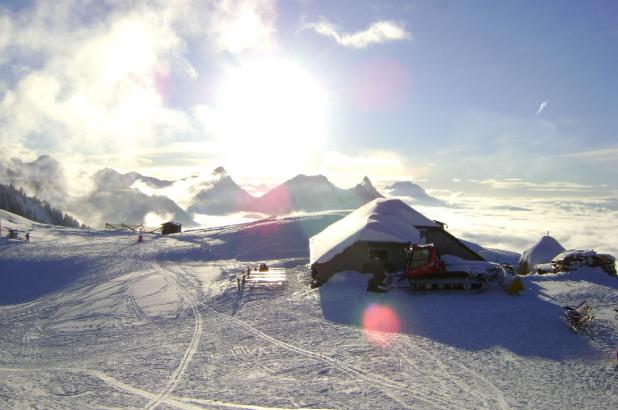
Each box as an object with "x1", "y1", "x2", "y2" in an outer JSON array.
[
  {"x1": 143, "y1": 261, "x2": 204, "y2": 410},
  {"x1": 126, "y1": 273, "x2": 154, "y2": 323},
  {"x1": 1, "y1": 218, "x2": 616, "y2": 409},
  {"x1": 394, "y1": 337, "x2": 509, "y2": 410},
  {"x1": 198, "y1": 295, "x2": 445, "y2": 409},
  {"x1": 0, "y1": 366, "x2": 332, "y2": 410}
]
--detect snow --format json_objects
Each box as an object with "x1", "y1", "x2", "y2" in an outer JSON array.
[
  {"x1": 553, "y1": 249, "x2": 599, "y2": 260},
  {"x1": 1, "y1": 210, "x2": 617, "y2": 409},
  {"x1": 518, "y1": 235, "x2": 565, "y2": 273},
  {"x1": 309, "y1": 198, "x2": 437, "y2": 265},
  {"x1": 0, "y1": 209, "x2": 36, "y2": 229},
  {"x1": 441, "y1": 254, "x2": 500, "y2": 275}
]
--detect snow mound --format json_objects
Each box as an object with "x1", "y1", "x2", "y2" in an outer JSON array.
[
  {"x1": 552, "y1": 249, "x2": 597, "y2": 260},
  {"x1": 518, "y1": 235, "x2": 565, "y2": 274},
  {"x1": 310, "y1": 198, "x2": 437, "y2": 265}
]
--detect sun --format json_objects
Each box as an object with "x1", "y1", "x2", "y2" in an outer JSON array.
[{"x1": 210, "y1": 57, "x2": 329, "y2": 174}]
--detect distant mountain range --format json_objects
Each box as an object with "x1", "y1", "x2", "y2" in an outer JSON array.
[
  {"x1": 0, "y1": 155, "x2": 446, "y2": 228},
  {"x1": 93, "y1": 168, "x2": 174, "y2": 191},
  {"x1": 383, "y1": 181, "x2": 445, "y2": 206},
  {"x1": 76, "y1": 168, "x2": 194, "y2": 228},
  {"x1": 188, "y1": 168, "x2": 384, "y2": 215},
  {"x1": 245, "y1": 174, "x2": 383, "y2": 214}
]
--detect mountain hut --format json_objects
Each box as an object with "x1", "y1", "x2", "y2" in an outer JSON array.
[{"x1": 309, "y1": 198, "x2": 483, "y2": 284}]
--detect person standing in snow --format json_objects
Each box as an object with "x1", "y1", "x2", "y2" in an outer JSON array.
[{"x1": 25, "y1": 232, "x2": 30, "y2": 243}]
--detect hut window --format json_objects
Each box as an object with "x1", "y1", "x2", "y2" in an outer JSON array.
[{"x1": 368, "y1": 249, "x2": 389, "y2": 261}]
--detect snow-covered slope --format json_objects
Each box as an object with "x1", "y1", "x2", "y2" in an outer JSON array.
[
  {"x1": 462, "y1": 239, "x2": 521, "y2": 266},
  {"x1": 518, "y1": 235, "x2": 565, "y2": 273},
  {"x1": 0, "y1": 210, "x2": 616, "y2": 409},
  {"x1": 310, "y1": 198, "x2": 437, "y2": 264},
  {"x1": 248, "y1": 174, "x2": 383, "y2": 215}
]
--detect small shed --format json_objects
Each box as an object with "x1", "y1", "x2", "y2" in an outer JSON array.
[{"x1": 161, "y1": 221, "x2": 182, "y2": 235}]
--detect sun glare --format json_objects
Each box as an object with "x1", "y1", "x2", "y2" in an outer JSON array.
[{"x1": 211, "y1": 58, "x2": 329, "y2": 174}]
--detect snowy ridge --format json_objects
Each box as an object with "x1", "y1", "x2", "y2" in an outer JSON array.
[{"x1": 310, "y1": 198, "x2": 437, "y2": 264}]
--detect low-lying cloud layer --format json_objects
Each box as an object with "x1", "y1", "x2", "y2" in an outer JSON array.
[{"x1": 409, "y1": 196, "x2": 618, "y2": 256}]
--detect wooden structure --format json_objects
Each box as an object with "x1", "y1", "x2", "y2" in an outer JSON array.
[
  {"x1": 238, "y1": 265, "x2": 287, "y2": 291},
  {"x1": 161, "y1": 221, "x2": 181, "y2": 235},
  {"x1": 104, "y1": 221, "x2": 181, "y2": 235},
  {"x1": 105, "y1": 223, "x2": 144, "y2": 232}
]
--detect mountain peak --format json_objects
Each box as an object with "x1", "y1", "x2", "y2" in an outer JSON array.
[
  {"x1": 284, "y1": 174, "x2": 334, "y2": 188},
  {"x1": 361, "y1": 176, "x2": 373, "y2": 187},
  {"x1": 384, "y1": 180, "x2": 443, "y2": 205},
  {"x1": 352, "y1": 175, "x2": 383, "y2": 200},
  {"x1": 213, "y1": 166, "x2": 228, "y2": 177},
  {"x1": 189, "y1": 167, "x2": 253, "y2": 214}
]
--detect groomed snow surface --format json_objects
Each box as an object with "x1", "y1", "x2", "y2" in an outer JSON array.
[{"x1": 1, "y1": 210, "x2": 617, "y2": 409}]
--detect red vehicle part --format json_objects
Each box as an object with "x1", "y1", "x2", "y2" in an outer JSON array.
[
  {"x1": 403, "y1": 243, "x2": 484, "y2": 291},
  {"x1": 405, "y1": 244, "x2": 445, "y2": 279}
]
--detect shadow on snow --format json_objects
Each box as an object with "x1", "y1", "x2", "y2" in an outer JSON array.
[
  {"x1": 319, "y1": 272, "x2": 602, "y2": 360},
  {"x1": 0, "y1": 259, "x2": 88, "y2": 305}
]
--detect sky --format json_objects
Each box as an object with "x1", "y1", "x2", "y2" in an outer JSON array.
[{"x1": 0, "y1": 0, "x2": 617, "y2": 198}]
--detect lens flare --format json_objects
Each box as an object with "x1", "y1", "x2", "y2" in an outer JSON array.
[
  {"x1": 349, "y1": 58, "x2": 410, "y2": 111},
  {"x1": 361, "y1": 304, "x2": 401, "y2": 347}
]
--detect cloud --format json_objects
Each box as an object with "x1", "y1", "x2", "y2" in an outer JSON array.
[
  {"x1": 0, "y1": 2, "x2": 196, "y2": 163},
  {"x1": 410, "y1": 195, "x2": 618, "y2": 255},
  {"x1": 557, "y1": 147, "x2": 618, "y2": 162},
  {"x1": 478, "y1": 178, "x2": 594, "y2": 192},
  {"x1": 208, "y1": 0, "x2": 277, "y2": 54},
  {"x1": 0, "y1": 1, "x2": 278, "y2": 172},
  {"x1": 319, "y1": 150, "x2": 416, "y2": 187},
  {"x1": 307, "y1": 20, "x2": 411, "y2": 48},
  {"x1": 536, "y1": 100, "x2": 548, "y2": 115}
]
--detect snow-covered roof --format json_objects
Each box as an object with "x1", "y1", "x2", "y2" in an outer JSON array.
[
  {"x1": 518, "y1": 235, "x2": 565, "y2": 272},
  {"x1": 309, "y1": 198, "x2": 438, "y2": 265}
]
